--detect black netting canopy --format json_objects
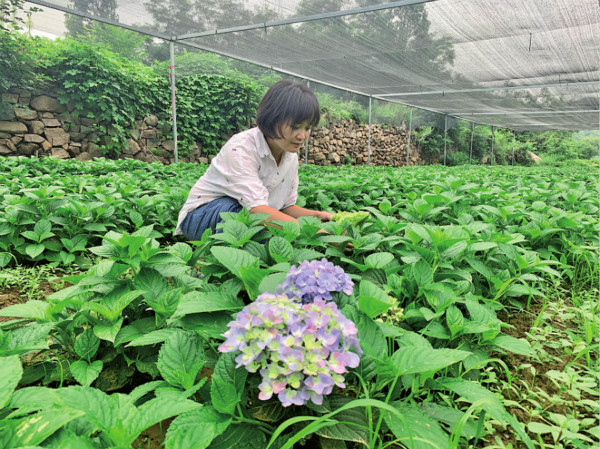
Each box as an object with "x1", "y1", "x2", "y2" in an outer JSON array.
[{"x1": 24, "y1": 0, "x2": 600, "y2": 131}]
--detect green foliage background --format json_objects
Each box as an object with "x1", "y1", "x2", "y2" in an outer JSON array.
[
  {"x1": 414, "y1": 124, "x2": 598, "y2": 166},
  {"x1": 37, "y1": 38, "x2": 169, "y2": 155},
  {"x1": 0, "y1": 19, "x2": 596, "y2": 162},
  {"x1": 1, "y1": 34, "x2": 263, "y2": 157},
  {"x1": 174, "y1": 75, "x2": 262, "y2": 154},
  {"x1": 0, "y1": 1, "x2": 45, "y2": 100}
]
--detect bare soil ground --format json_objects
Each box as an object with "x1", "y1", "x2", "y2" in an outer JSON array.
[{"x1": 0, "y1": 279, "x2": 63, "y2": 322}]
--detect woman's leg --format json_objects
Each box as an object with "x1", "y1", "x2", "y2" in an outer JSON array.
[{"x1": 180, "y1": 197, "x2": 242, "y2": 240}]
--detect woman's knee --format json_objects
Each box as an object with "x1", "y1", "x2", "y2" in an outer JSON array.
[
  {"x1": 221, "y1": 197, "x2": 243, "y2": 213},
  {"x1": 181, "y1": 197, "x2": 242, "y2": 240}
]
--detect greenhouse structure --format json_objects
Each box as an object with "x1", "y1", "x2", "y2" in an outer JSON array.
[{"x1": 23, "y1": 0, "x2": 600, "y2": 161}]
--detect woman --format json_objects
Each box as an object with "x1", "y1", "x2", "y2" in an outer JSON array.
[{"x1": 176, "y1": 79, "x2": 336, "y2": 240}]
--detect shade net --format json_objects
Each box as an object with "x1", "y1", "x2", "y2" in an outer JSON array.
[{"x1": 24, "y1": 0, "x2": 600, "y2": 131}]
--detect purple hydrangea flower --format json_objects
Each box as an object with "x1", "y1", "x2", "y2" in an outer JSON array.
[
  {"x1": 276, "y1": 258, "x2": 354, "y2": 304},
  {"x1": 219, "y1": 292, "x2": 361, "y2": 407}
]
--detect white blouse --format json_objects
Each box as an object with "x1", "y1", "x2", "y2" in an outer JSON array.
[{"x1": 175, "y1": 127, "x2": 299, "y2": 234}]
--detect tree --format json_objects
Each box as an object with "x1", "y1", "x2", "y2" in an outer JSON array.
[
  {"x1": 88, "y1": 22, "x2": 149, "y2": 62},
  {"x1": 65, "y1": 0, "x2": 118, "y2": 38},
  {"x1": 291, "y1": 1, "x2": 455, "y2": 105},
  {"x1": 296, "y1": 0, "x2": 352, "y2": 19},
  {"x1": 0, "y1": 0, "x2": 43, "y2": 94},
  {"x1": 143, "y1": 0, "x2": 258, "y2": 62},
  {"x1": 348, "y1": 2, "x2": 454, "y2": 84},
  {"x1": 144, "y1": 0, "x2": 254, "y2": 34},
  {"x1": 64, "y1": 1, "x2": 150, "y2": 62},
  {"x1": 1, "y1": 0, "x2": 40, "y2": 31}
]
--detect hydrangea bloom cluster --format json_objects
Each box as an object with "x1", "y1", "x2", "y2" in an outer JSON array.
[
  {"x1": 276, "y1": 258, "x2": 354, "y2": 304},
  {"x1": 218, "y1": 292, "x2": 362, "y2": 407}
]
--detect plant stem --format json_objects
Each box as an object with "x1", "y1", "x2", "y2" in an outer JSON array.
[
  {"x1": 233, "y1": 416, "x2": 274, "y2": 434},
  {"x1": 370, "y1": 375, "x2": 400, "y2": 448}
]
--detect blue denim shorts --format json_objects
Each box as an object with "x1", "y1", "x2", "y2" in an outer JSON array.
[{"x1": 179, "y1": 196, "x2": 243, "y2": 240}]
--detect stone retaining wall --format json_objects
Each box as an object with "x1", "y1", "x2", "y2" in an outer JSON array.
[{"x1": 0, "y1": 90, "x2": 423, "y2": 166}]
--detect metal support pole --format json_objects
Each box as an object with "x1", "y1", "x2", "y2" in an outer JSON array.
[
  {"x1": 169, "y1": 42, "x2": 178, "y2": 163},
  {"x1": 304, "y1": 137, "x2": 309, "y2": 165},
  {"x1": 490, "y1": 125, "x2": 495, "y2": 166},
  {"x1": 367, "y1": 96, "x2": 372, "y2": 166},
  {"x1": 305, "y1": 80, "x2": 310, "y2": 165},
  {"x1": 443, "y1": 115, "x2": 448, "y2": 166},
  {"x1": 469, "y1": 121, "x2": 474, "y2": 165},
  {"x1": 406, "y1": 107, "x2": 413, "y2": 166},
  {"x1": 511, "y1": 132, "x2": 515, "y2": 165}
]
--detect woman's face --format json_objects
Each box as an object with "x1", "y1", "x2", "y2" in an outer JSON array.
[{"x1": 267, "y1": 120, "x2": 312, "y2": 160}]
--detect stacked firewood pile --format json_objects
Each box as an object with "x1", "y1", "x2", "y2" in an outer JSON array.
[{"x1": 301, "y1": 120, "x2": 422, "y2": 166}]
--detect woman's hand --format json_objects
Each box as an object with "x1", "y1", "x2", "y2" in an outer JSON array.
[{"x1": 315, "y1": 211, "x2": 333, "y2": 222}]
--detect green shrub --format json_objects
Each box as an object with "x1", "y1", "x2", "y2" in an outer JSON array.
[
  {"x1": 538, "y1": 154, "x2": 567, "y2": 167},
  {"x1": 413, "y1": 126, "x2": 446, "y2": 160},
  {"x1": 0, "y1": 31, "x2": 46, "y2": 93},
  {"x1": 152, "y1": 51, "x2": 281, "y2": 94},
  {"x1": 446, "y1": 151, "x2": 470, "y2": 166},
  {"x1": 371, "y1": 101, "x2": 411, "y2": 127},
  {"x1": 569, "y1": 135, "x2": 598, "y2": 160},
  {"x1": 515, "y1": 130, "x2": 599, "y2": 162},
  {"x1": 316, "y1": 92, "x2": 367, "y2": 124},
  {"x1": 38, "y1": 37, "x2": 169, "y2": 156},
  {"x1": 153, "y1": 51, "x2": 250, "y2": 80},
  {"x1": 174, "y1": 75, "x2": 261, "y2": 155}
]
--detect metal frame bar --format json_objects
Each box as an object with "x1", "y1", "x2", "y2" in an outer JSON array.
[
  {"x1": 469, "y1": 121, "x2": 474, "y2": 165},
  {"x1": 448, "y1": 109, "x2": 599, "y2": 116},
  {"x1": 169, "y1": 42, "x2": 178, "y2": 163},
  {"x1": 406, "y1": 107, "x2": 412, "y2": 167},
  {"x1": 305, "y1": 80, "x2": 310, "y2": 165},
  {"x1": 26, "y1": 0, "x2": 172, "y2": 40},
  {"x1": 511, "y1": 132, "x2": 516, "y2": 166},
  {"x1": 376, "y1": 81, "x2": 599, "y2": 97},
  {"x1": 490, "y1": 125, "x2": 496, "y2": 166},
  {"x1": 443, "y1": 115, "x2": 448, "y2": 166},
  {"x1": 368, "y1": 96, "x2": 372, "y2": 166},
  {"x1": 175, "y1": 0, "x2": 440, "y2": 40}
]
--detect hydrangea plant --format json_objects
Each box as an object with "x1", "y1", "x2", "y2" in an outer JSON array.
[
  {"x1": 218, "y1": 292, "x2": 362, "y2": 407},
  {"x1": 276, "y1": 258, "x2": 354, "y2": 304}
]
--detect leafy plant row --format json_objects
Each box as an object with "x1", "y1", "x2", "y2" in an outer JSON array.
[
  {"x1": 0, "y1": 214, "x2": 535, "y2": 449},
  {"x1": 298, "y1": 163, "x2": 599, "y2": 292},
  {"x1": 0, "y1": 157, "x2": 202, "y2": 267},
  {"x1": 2, "y1": 158, "x2": 597, "y2": 289},
  {"x1": 0, "y1": 158, "x2": 598, "y2": 448}
]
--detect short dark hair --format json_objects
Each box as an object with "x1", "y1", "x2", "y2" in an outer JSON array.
[{"x1": 256, "y1": 79, "x2": 320, "y2": 139}]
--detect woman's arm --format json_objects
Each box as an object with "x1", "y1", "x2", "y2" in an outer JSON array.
[
  {"x1": 280, "y1": 204, "x2": 333, "y2": 222},
  {"x1": 249, "y1": 204, "x2": 300, "y2": 224},
  {"x1": 252, "y1": 204, "x2": 351, "y2": 252},
  {"x1": 249, "y1": 204, "x2": 331, "y2": 233}
]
